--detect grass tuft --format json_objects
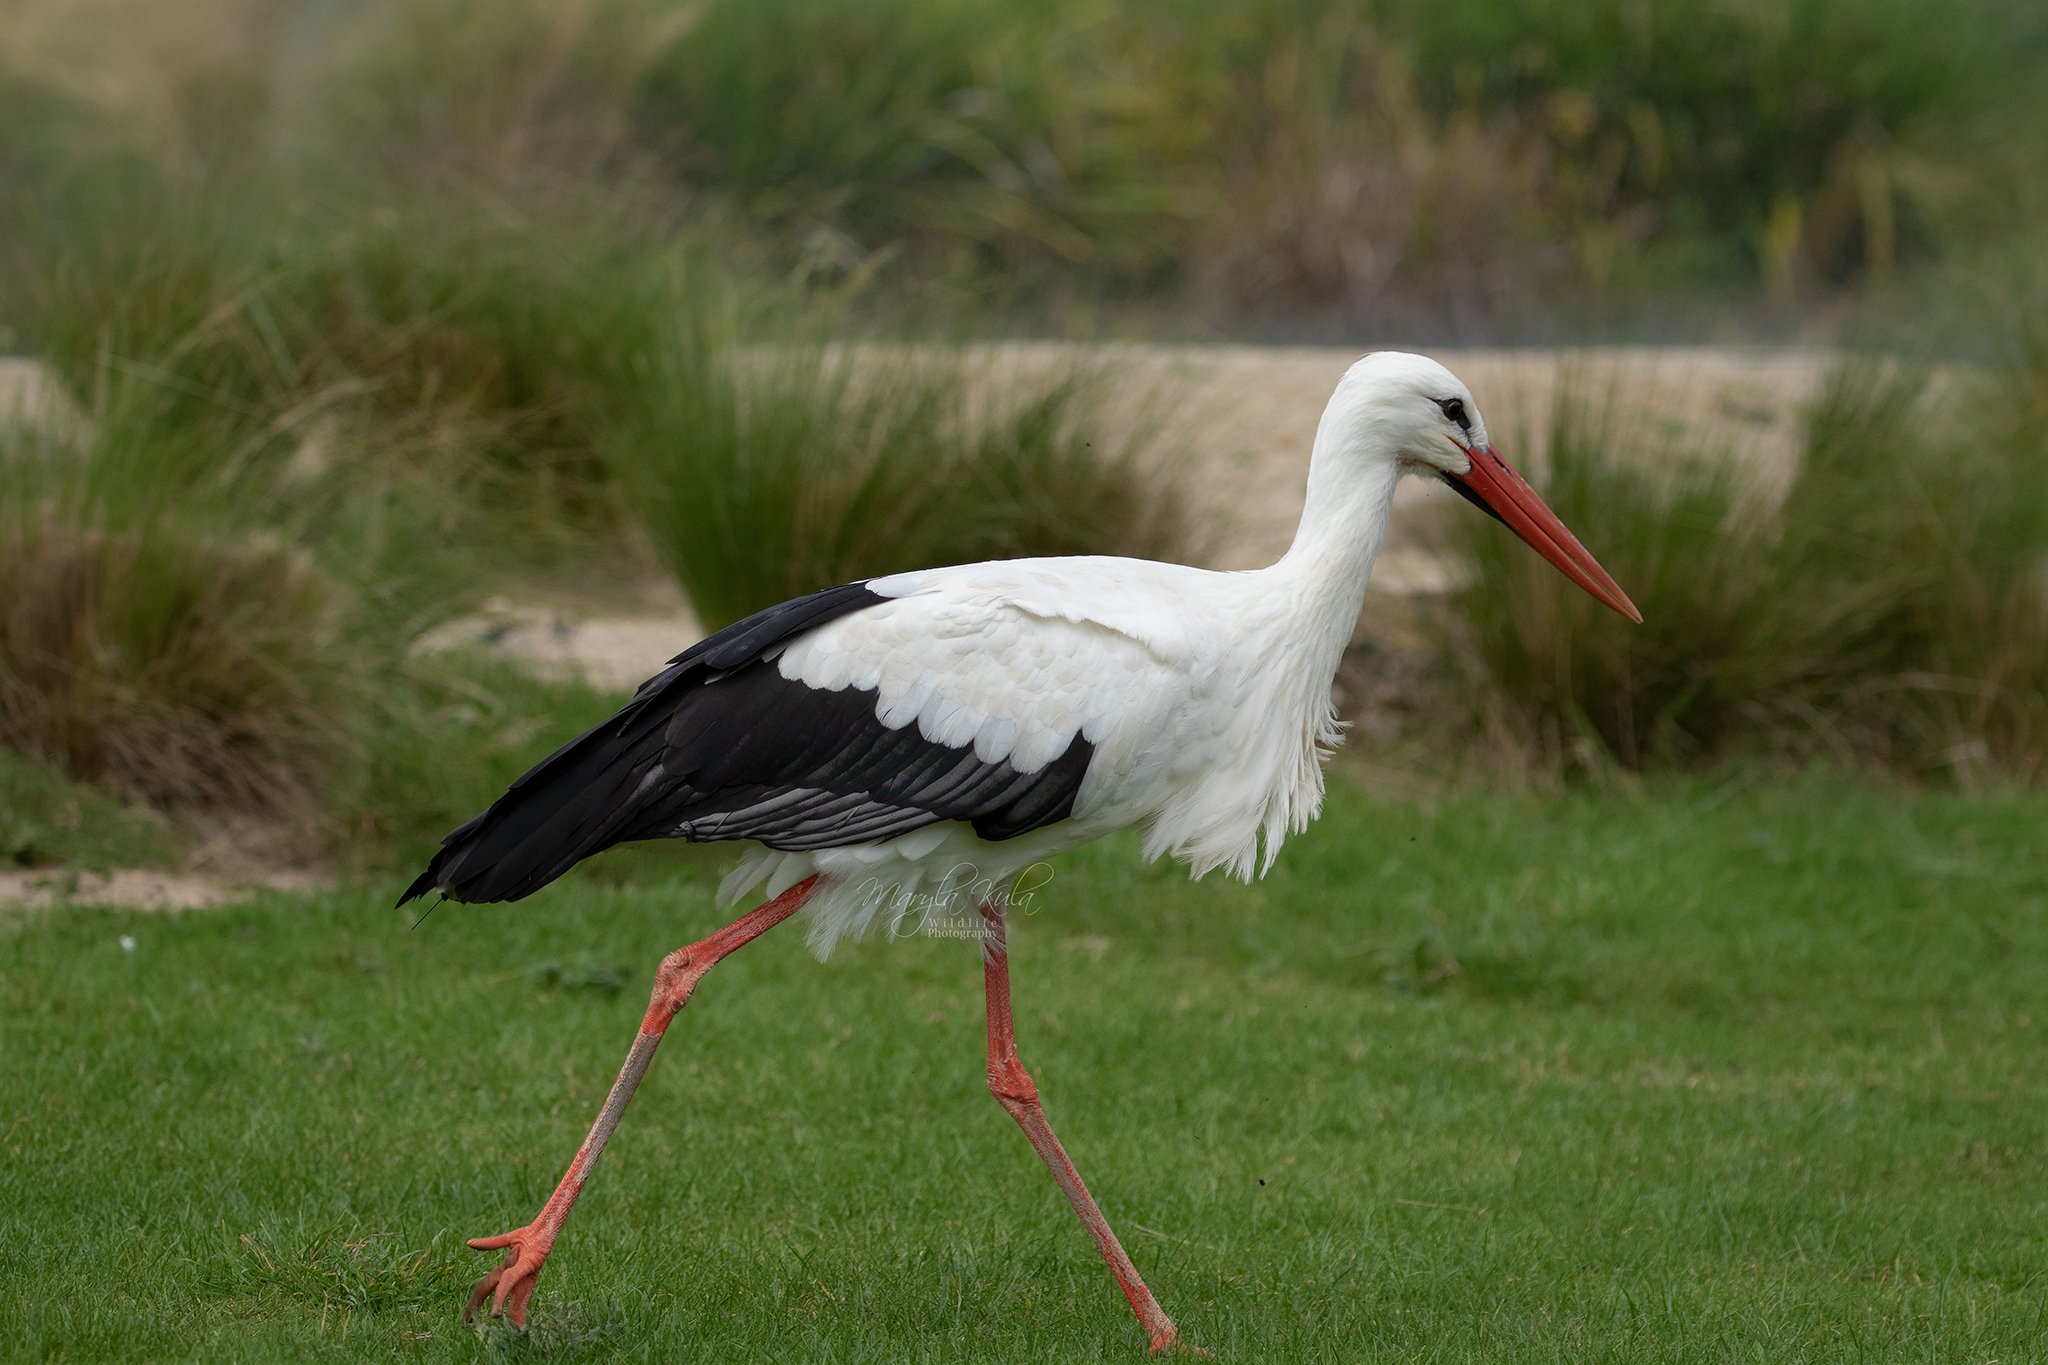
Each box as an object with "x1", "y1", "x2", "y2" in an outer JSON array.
[
  {"x1": 0, "y1": 321, "x2": 474, "y2": 818},
  {"x1": 216, "y1": 1225, "x2": 466, "y2": 1317},
  {"x1": 0, "y1": 383, "x2": 378, "y2": 810},
  {"x1": 0, "y1": 519, "x2": 350, "y2": 808},
  {"x1": 1435, "y1": 349, "x2": 2048, "y2": 781},
  {"x1": 601, "y1": 293, "x2": 1191, "y2": 628}
]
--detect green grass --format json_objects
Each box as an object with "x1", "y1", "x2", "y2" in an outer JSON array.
[
  {"x1": 4, "y1": 777, "x2": 2044, "y2": 1361},
  {"x1": 322, "y1": 655, "x2": 635, "y2": 881},
  {"x1": 0, "y1": 751, "x2": 178, "y2": 871}
]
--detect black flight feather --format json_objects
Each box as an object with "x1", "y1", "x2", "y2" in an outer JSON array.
[{"x1": 398, "y1": 581, "x2": 1095, "y2": 908}]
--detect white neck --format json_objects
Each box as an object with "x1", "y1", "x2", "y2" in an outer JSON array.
[
  {"x1": 1152, "y1": 418, "x2": 1403, "y2": 883},
  {"x1": 1257, "y1": 428, "x2": 1405, "y2": 669}
]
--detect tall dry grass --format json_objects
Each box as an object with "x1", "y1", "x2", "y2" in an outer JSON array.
[{"x1": 0, "y1": 379, "x2": 427, "y2": 810}]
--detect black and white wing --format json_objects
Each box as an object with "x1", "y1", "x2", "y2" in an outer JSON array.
[{"x1": 401, "y1": 566, "x2": 1191, "y2": 906}]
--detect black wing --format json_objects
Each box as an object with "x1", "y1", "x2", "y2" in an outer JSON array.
[{"x1": 399, "y1": 582, "x2": 1093, "y2": 906}]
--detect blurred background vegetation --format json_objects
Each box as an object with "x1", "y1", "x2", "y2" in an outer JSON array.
[{"x1": 1, "y1": 0, "x2": 2046, "y2": 877}]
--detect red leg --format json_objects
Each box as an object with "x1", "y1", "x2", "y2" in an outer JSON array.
[
  {"x1": 463, "y1": 875, "x2": 819, "y2": 1327},
  {"x1": 978, "y1": 902, "x2": 1194, "y2": 1355}
]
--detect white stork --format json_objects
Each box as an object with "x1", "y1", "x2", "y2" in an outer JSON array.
[{"x1": 403, "y1": 351, "x2": 1639, "y2": 1352}]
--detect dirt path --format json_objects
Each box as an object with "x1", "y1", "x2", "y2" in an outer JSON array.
[
  {"x1": 0, "y1": 810, "x2": 331, "y2": 912},
  {"x1": 0, "y1": 867, "x2": 328, "y2": 912}
]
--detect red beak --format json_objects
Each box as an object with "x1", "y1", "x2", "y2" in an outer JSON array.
[{"x1": 1446, "y1": 444, "x2": 1642, "y2": 623}]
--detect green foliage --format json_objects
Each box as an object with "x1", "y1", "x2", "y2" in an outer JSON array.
[
  {"x1": 1437, "y1": 347, "x2": 2048, "y2": 781},
  {"x1": 625, "y1": 0, "x2": 2045, "y2": 314},
  {"x1": 4, "y1": 174, "x2": 655, "y2": 554},
  {"x1": 0, "y1": 205, "x2": 557, "y2": 816},
  {"x1": 321, "y1": 653, "x2": 632, "y2": 881},
  {"x1": 632, "y1": 0, "x2": 1189, "y2": 291},
  {"x1": 3, "y1": 780, "x2": 2045, "y2": 1358},
  {"x1": 12, "y1": 0, "x2": 2041, "y2": 330},
  {"x1": 0, "y1": 140, "x2": 1187, "y2": 817},
  {"x1": 1373, "y1": 0, "x2": 2021, "y2": 283},
  {"x1": 2, "y1": 0, "x2": 2045, "y2": 835}
]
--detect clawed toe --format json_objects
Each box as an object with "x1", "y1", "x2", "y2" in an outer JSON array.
[{"x1": 462, "y1": 1227, "x2": 548, "y2": 1327}]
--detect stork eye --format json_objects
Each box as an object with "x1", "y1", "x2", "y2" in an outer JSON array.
[{"x1": 1436, "y1": 397, "x2": 1470, "y2": 431}]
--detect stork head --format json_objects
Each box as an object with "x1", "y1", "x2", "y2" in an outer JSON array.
[{"x1": 1326, "y1": 351, "x2": 1641, "y2": 623}]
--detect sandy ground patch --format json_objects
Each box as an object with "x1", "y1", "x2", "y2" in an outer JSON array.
[
  {"x1": 0, "y1": 356, "x2": 88, "y2": 444},
  {"x1": 0, "y1": 866, "x2": 328, "y2": 912},
  {"x1": 416, "y1": 588, "x2": 708, "y2": 695},
  {"x1": 0, "y1": 812, "x2": 332, "y2": 912}
]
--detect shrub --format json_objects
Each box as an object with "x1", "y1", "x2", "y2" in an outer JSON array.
[
  {"x1": 1186, "y1": 10, "x2": 1564, "y2": 330},
  {"x1": 0, "y1": 519, "x2": 351, "y2": 809},
  {"x1": 8, "y1": 0, "x2": 2046, "y2": 326},
  {"x1": 630, "y1": 0, "x2": 1184, "y2": 296},
  {"x1": 1426, "y1": 383, "x2": 1764, "y2": 771},
  {"x1": 0, "y1": 366, "x2": 461, "y2": 811},
  {"x1": 2, "y1": 153, "x2": 695, "y2": 562},
  {"x1": 622, "y1": 0, "x2": 2043, "y2": 316}
]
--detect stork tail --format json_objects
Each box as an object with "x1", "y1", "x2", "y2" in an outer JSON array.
[{"x1": 397, "y1": 708, "x2": 672, "y2": 906}]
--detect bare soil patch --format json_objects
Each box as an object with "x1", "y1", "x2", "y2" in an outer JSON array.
[{"x1": 0, "y1": 866, "x2": 327, "y2": 912}]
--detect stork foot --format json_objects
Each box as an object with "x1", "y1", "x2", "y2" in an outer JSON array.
[{"x1": 462, "y1": 1224, "x2": 552, "y2": 1327}]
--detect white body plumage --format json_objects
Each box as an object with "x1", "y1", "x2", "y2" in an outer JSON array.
[{"x1": 719, "y1": 356, "x2": 1427, "y2": 957}]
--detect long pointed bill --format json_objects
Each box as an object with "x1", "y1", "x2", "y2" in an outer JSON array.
[{"x1": 1446, "y1": 444, "x2": 1642, "y2": 623}]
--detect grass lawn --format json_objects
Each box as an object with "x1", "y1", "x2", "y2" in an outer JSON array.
[{"x1": 2, "y1": 776, "x2": 2044, "y2": 1362}]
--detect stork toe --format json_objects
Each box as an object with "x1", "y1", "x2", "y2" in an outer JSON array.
[{"x1": 462, "y1": 1227, "x2": 548, "y2": 1327}]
